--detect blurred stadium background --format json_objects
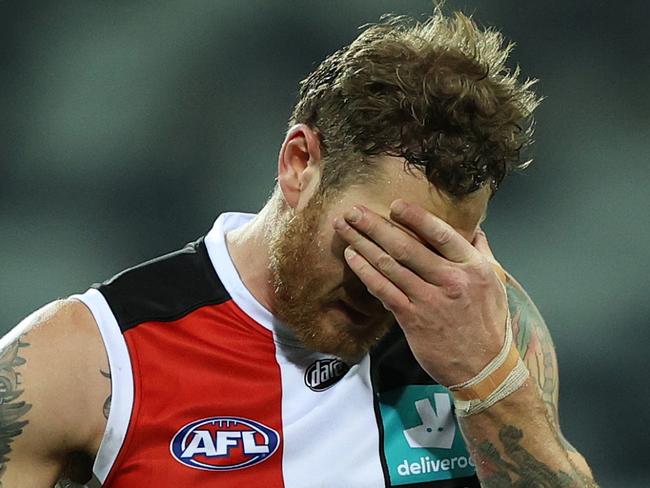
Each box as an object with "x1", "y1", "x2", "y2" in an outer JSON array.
[{"x1": 1, "y1": 1, "x2": 648, "y2": 485}]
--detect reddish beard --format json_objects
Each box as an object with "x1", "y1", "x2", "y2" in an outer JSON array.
[{"x1": 267, "y1": 193, "x2": 394, "y2": 362}]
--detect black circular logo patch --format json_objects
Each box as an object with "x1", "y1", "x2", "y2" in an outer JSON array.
[{"x1": 304, "y1": 358, "x2": 350, "y2": 392}]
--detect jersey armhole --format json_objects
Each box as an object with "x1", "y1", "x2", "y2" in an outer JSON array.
[{"x1": 71, "y1": 288, "x2": 134, "y2": 486}]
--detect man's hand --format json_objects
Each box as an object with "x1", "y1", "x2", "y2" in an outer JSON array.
[
  {"x1": 333, "y1": 198, "x2": 507, "y2": 386},
  {"x1": 334, "y1": 198, "x2": 599, "y2": 486}
]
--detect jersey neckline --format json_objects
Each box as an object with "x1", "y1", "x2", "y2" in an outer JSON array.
[{"x1": 204, "y1": 212, "x2": 302, "y2": 347}]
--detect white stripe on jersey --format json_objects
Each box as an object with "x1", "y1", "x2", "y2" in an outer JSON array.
[
  {"x1": 71, "y1": 289, "x2": 134, "y2": 485},
  {"x1": 207, "y1": 212, "x2": 386, "y2": 488},
  {"x1": 274, "y1": 344, "x2": 385, "y2": 488}
]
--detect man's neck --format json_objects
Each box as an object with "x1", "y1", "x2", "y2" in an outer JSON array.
[{"x1": 224, "y1": 202, "x2": 278, "y2": 315}]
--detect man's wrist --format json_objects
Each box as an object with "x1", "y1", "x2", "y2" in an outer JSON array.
[
  {"x1": 451, "y1": 353, "x2": 529, "y2": 417},
  {"x1": 448, "y1": 308, "x2": 529, "y2": 416}
]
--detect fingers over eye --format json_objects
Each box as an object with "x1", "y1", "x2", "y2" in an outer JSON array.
[
  {"x1": 334, "y1": 216, "x2": 428, "y2": 299},
  {"x1": 343, "y1": 247, "x2": 410, "y2": 312},
  {"x1": 389, "y1": 199, "x2": 478, "y2": 264},
  {"x1": 338, "y1": 205, "x2": 449, "y2": 278}
]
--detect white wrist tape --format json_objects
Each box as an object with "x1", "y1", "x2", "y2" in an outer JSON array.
[
  {"x1": 452, "y1": 356, "x2": 529, "y2": 417},
  {"x1": 448, "y1": 307, "x2": 530, "y2": 417}
]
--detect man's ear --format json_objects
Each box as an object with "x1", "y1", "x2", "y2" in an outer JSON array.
[{"x1": 277, "y1": 124, "x2": 322, "y2": 209}]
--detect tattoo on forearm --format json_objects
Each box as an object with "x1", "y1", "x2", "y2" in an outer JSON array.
[
  {"x1": 507, "y1": 280, "x2": 580, "y2": 455},
  {"x1": 508, "y1": 286, "x2": 561, "y2": 411},
  {"x1": 474, "y1": 424, "x2": 581, "y2": 487},
  {"x1": 100, "y1": 369, "x2": 111, "y2": 420},
  {"x1": 54, "y1": 479, "x2": 85, "y2": 488},
  {"x1": 0, "y1": 337, "x2": 32, "y2": 486}
]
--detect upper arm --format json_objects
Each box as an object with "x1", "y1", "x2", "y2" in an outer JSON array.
[
  {"x1": 504, "y1": 272, "x2": 594, "y2": 479},
  {"x1": 0, "y1": 299, "x2": 110, "y2": 487}
]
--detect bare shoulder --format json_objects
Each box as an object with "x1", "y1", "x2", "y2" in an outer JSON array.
[{"x1": 0, "y1": 298, "x2": 110, "y2": 486}]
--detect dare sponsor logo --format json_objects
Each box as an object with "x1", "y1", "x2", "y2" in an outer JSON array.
[
  {"x1": 170, "y1": 416, "x2": 280, "y2": 471},
  {"x1": 304, "y1": 358, "x2": 350, "y2": 392}
]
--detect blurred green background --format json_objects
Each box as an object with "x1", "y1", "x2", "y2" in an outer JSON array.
[{"x1": 1, "y1": 1, "x2": 648, "y2": 485}]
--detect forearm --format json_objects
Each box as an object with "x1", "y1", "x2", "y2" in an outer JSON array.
[{"x1": 457, "y1": 380, "x2": 598, "y2": 487}]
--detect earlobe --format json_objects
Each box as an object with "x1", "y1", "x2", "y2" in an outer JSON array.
[{"x1": 277, "y1": 124, "x2": 322, "y2": 209}]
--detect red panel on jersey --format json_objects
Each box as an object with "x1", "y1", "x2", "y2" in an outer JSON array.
[{"x1": 103, "y1": 299, "x2": 285, "y2": 487}]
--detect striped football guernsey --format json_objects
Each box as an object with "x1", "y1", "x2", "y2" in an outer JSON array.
[{"x1": 73, "y1": 212, "x2": 481, "y2": 488}]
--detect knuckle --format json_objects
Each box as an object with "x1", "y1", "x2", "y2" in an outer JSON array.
[
  {"x1": 364, "y1": 215, "x2": 377, "y2": 234},
  {"x1": 372, "y1": 281, "x2": 390, "y2": 298},
  {"x1": 385, "y1": 297, "x2": 404, "y2": 313},
  {"x1": 466, "y1": 259, "x2": 493, "y2": 283},
  {"x1": 436, "y1": 226, "x2": 453, "y2": 245},
  {"x1": 441, "y1": 269, "x2": 470, "y2": 298},
  {"x1": 420, "y1": 285, "x2": 438, "y2": 304},
  {"x1": 351, "y1": 234, "x2": 366, "y2": 247},
  {"x1": 361, "y1": 262, "x2": 375, "y2": 276},
  {"x1": 392, "y1": 241, "x2": 411, "y2": 262},
  {"x1": 440, "y1": 267, "x2": 462, "y2": 285},
  {"x1": 443, "y1": 283, "x2": 463, "y2": 299},
  {"x1": 376, "y1": 254, "x2": 396, "y2": 275},
  {"x1": 477, "y1": 263, "x2": 495, "y2": 282},
  {"x1": 353, "y1": 257, "x2": 367, "y2": 273}
]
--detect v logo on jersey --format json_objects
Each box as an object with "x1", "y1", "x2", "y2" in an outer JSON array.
[
  {"x1": 403, "y1": 394, "x2": 455, "y2": 449},
  {"x1": 378, "y1": 385, "x2": 476, "y2": 486}
]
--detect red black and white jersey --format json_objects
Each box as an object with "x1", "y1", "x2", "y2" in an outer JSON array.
[{"x1": 73, "y1": 212, "x2": 481, "y2": 488}]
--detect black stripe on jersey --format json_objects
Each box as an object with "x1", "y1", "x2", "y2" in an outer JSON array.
[
  {"x1": 370, "y1": 382, "x2": 391, "y2": 488},
  {"x1": 397, "y1": 477, "x2": 480, "y2": 488},
  {"x1": 370, "y1": 325, "x2": 435, "y2": 394},
  {"x1": 369, "y1": 326, "x2": 481, "y2": 488},
  {"x1": 94, "y1": 237, "x2": 230, "y2": 332},
  {"x1": 370, "y1": 325, "x2": 432, "y2": 487}
]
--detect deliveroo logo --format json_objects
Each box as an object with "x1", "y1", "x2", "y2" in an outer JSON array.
[
  {"x1": 379, "y1": 385, "x2": 476, "y2": 486},
  {"x1": 403, "y1": 394, "x2": 455, "y2": 449}
]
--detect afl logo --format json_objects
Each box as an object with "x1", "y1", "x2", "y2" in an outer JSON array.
[
  {"x1": 305, "y1": 358, "x2": 350, "y2": 392},
  {"x1": 170, "y1": 416, "x2": 280, "y2": 471}
]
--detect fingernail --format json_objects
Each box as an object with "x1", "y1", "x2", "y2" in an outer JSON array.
[
  {"x1": 344, "y1": 247, "x2": 357, "y2": 259},
  {"x1": 345, "y1": 206, "x2": 362, "y2": 223},
  {"x1": 390, "y1": 200, "x2": 406, "y2": 216}
]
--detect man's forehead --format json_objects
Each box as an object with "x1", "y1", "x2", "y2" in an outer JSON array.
[{"x1": 359, "y1": 156, "x2": 490, "y2": 240}]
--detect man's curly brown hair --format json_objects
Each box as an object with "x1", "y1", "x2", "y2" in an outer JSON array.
[{"x1": 289, "y1": 8, "x2": 542, "y2": 198}]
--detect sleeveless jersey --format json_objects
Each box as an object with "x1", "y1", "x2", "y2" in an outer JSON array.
[{"x1": 73, "y1": 212, "x2": 481, "y2": 488}]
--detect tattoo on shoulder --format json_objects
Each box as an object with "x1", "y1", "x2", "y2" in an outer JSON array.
[
  {"x1": 0, "y1": 336, "x2": 32, "y2": 485},
  {"x1": 100, "y1": 369, "x2": 111, "y2": 420}
]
